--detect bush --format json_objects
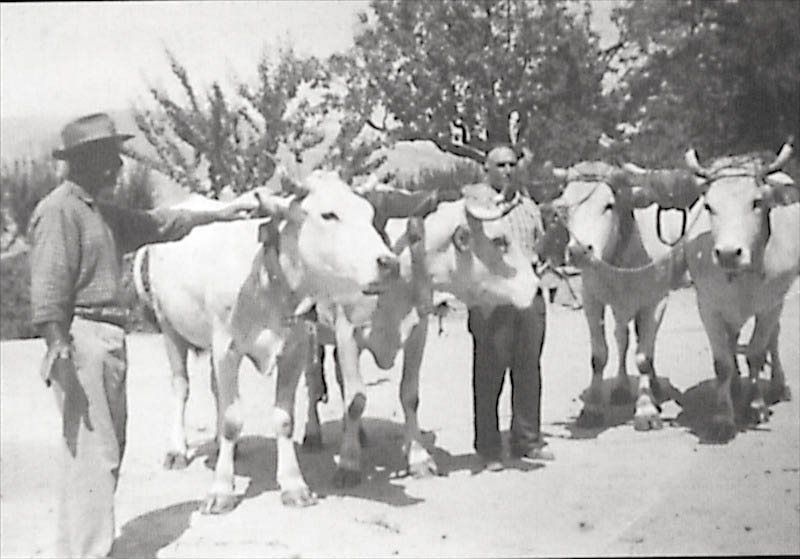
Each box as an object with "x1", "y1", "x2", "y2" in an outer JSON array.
[
  {"x1": 396, "y1": 160, "x2": 482, "y2": 192},
  {"x1": 0, "y1": 157, "x2": 158, "y2": 339},
  {"x1": 0, "y1": 252, "x2": 36, "y2": 339}
]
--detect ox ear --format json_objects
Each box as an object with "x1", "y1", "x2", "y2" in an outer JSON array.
[
  {"x1": 629, "y1": 186, "x2": 658, "y2": 208},
  {"x1": 765, "y1": 171, "x2": 799, "y2": 206},
  {"x1": 452, "y1": 224, "x2": 472, "y2": 252}
]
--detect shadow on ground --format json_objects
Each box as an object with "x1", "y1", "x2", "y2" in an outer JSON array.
[
  {"x1": 676, "y1": 376, "x2": 790, "y2": 444},
  {"x1": 554, "y1": 376, "x2": 683, "y2": 440},
  {"x1": 111, "y1": 500, "x2": 202, "y2": 559}
]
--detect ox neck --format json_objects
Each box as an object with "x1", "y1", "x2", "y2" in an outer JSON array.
[{"x1": 607, "y1": 207, "x2": 641, "y2": 267}]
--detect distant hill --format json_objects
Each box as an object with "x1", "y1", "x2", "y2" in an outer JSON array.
[{"x1": 1, "y1": 108, "x2": 465, "y2": 183}]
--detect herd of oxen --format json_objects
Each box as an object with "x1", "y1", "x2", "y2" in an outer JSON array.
[{"x1": 131, "y1": 143, "x2": 799, "y2": 514}]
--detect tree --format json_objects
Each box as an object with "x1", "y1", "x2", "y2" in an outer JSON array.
[
  {"x1": 331, "y1": 0, "x2": 617, "y2": 167},
  {"x1": 131, "y1": 48, "x2": 329, "y2": 198},
  {"x1": 612, "y1": 0, "x2": 800, "y2": 164}
]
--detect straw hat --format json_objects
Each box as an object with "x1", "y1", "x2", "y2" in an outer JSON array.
[{"x1": 52, "y1": 113, "x2": 134, "y2": 160}]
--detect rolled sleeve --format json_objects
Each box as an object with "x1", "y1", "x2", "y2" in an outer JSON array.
[
  {"x1": 28, "y1": 203, "x2": 79, "y2": 326},
  {"x1": 98, "y1": 203, "x2": 195, "y2": 253}
]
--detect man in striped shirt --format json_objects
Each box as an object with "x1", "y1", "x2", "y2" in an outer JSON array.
[
  {"x1": 467, "y1": 144, "x2": 554, "y2": 473},
  {"x1": 29, "y1": 113, "x2": 258, "y2": 558}
]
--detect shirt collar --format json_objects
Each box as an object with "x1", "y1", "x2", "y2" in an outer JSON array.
[{"x1": 64, "y1": 181, "x2": 96, "y2": 206}]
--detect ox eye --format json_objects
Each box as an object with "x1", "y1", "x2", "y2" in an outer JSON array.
[
  {"x1": 321, "y1": 212, "x2": 339, "y2": 221},
  {"x1": 752, "y1": 198, "x2": 765, "y2": 211},
  {"x1": 491, "y1": 235, "x2": 509, "y2": 252},
  {"x1": 603, "y1": 203, "x2": 614, "y2": 212},
  {"x1": 704, "y1": 202, "x2": 715, "y2": 215}
]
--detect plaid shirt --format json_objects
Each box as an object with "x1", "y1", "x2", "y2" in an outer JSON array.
[
  {"x1": 465, "y1": 183, "x2": 545, "y2": 265},
  {"x1": 28, "y1": 181, "x2": 196, "y2": 326}
]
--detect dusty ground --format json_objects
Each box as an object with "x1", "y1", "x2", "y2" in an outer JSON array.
[{"x1": 1, "y1": 282, "x2": 799, "y2": 558}]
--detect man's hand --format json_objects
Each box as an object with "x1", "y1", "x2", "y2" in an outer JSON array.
[
  {"x1": 49, "y1": 347, "x2": 93, "y2": 456},
  {"x1": 216, "y1": 196, "x2": 261, "y2": 221}
]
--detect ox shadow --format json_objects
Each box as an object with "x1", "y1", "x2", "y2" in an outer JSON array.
[
  {"x1": 111, "y1": 500, "x2": 201, "y2": 559},
  {"x1": 191, "y1": 425, "x2": 425, "y2": 508},
  {"x1": 553, "y1": 376, "x2": 683, "y2": 440},
  {"x1": 675, "y1": 376, "x2": 788, "y2": 444},
  {"x1": 305, "y1": 417, "x2": 428, "y2": 505}
]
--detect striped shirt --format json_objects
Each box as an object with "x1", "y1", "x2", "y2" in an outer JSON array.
[{"x1": 28, "y1": 181, "x2": 196, "y2": 326}]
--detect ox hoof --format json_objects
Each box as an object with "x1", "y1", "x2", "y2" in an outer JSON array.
[
  {"x1": 281, "y1": 487, "x2": 318, "y2": 507},
  {"x1": 768, "y1": 383, "x2": 792, "y2": 404},
  {"x1": 610, "y1": 386, "x2": 634, "y2": 406},
  {"x1": 708, "y1": 416, "x2": 737, "y2": 443},
  {"x1": 575, "y1": 408, "x2": 604, "y2": 429},
  {"x1": 407, "y1": 457, "x2": 438, "y2": 479},
  {"x1": 163, "y1": 451, "x2": 189, "y2": 470},
  {"x1": 332, "y1": 467, "x2": 362, "y2": 488},
  {"x1": 202, "y1": 492, "x2": 240, "y2": 515},
  {"x1": 633, "y1": 413, "x2": 663, "y2": 431},
  {"x1": 745, "y1": 402, "x2": 771, "y2": 425},
  {"x1": 302, "y1": 432, "x2": 324, "y2": 451}
]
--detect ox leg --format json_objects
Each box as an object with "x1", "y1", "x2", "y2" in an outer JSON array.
[
  {"x1": 766, "y1": 321, "x2": 791, "y2": 403},
  {"x1": 576, "y1": 296, "x2": 607, "y2": 428},
  {"x1": 744, "y1": 309, "x2": 780, "y2": 424},
  {"x1": 203, "y1": 329, "x2": 244, "y2": 514},
  {"x1": 632, "y1": 300, "x2": 667, "y2": 431},
  {"x1": 610, "y1": 311, "x2": 633, "y2": 406},
  {"x1": 698, "y1": 306, "x2": 738, "y2": 442},
  {"x1": 160, "y1": 321, "x2": 193, "y2": 470},
  {"x1": 302, "y1": 345, "x2": 328, "y2": 451},
  {"x1": 400, "y1": 316, "x2": 437, "y2": 478},
  {"x1": 275, "y1": 327, "x2": 318, "y2": 507},
  {"x1": 332, "y1": 308, "x2": 366, "y2": 488}
]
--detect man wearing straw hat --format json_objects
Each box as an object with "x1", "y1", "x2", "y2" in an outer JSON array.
[{"x1": 29, "y1": 112, "x2": 258, "y2": 558}]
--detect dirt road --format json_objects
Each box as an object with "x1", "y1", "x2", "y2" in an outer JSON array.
[{"x1": 2, "y1": 284, "x2": 798, "y2": 558}]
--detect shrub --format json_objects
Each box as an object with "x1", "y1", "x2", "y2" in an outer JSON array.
[
  {"x1": 0, "y1": 157, "x2": 158, "y2": 339},
  {"x1": 0, "y1": 251, "x2": 35, "y2": 339}
]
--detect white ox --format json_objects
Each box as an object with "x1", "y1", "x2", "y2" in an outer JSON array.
[
  {"x1": 681, "y1": 143, "x2": 798, "y2": 442},
  {"x1": 549, "y1": 161, "x2": 704, "y2": 430},
  {"x1": 303, "y1": 191, "x2": 540, "y2": 484},
  {"x1": 133, "y1": 171, "x2": 400, "y2": 513}
]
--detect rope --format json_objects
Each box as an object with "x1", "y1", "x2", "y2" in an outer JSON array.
[{"x1": 552, "y1": 187, "x2": 707, "y2": 277}]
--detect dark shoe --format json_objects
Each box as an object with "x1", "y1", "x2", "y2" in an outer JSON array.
[
  {"x1": 478, "y1": 454, "x2": 505, "y2": 472},
  {"x1": 511, "y1": 444, "x2": 554, "y2": 462}
]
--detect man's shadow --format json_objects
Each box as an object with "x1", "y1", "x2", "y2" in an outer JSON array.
[
  {"x1": 553, "y1": 376, "x2": 683, "y2": 440},
  {"x1": 111, "y1": 500, "x2": 201, "y2": 559}
]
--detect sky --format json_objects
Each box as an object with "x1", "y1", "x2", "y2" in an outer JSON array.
[
  {"x1": 0, "y1": 1, "x2": 370, "y2": 120},
  {"x1": 0, "y1": 1, "x2": 617, "y2": 121}
]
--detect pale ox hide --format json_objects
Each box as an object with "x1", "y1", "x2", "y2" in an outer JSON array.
[
  {"x1": 549, "y1": 161, "x2": 705, "y2": 430},
  {"x1": 133, "y1": 171, "x2": 399, "y2": 513},
  {"x1": 681, "y1": 143, "x2": 798, "y2": 442},
  {"x1": 303, "y1": 192, "x2": 541, "y2": 484}
]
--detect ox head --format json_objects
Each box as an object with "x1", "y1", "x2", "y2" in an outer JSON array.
[
  {"x1": 684, "y1": 143, "x2": 796, "y2": 271},
  {"x1": 548, "y1": 161, "x2": 640, "y2": 266},
  {"x1": 268, "y1": 170, "x2": 399, "y2": 299},
  {"x1": 396, "y1": 188, "x2": 538, "y2": 311}
]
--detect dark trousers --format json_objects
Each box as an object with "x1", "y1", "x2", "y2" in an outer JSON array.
[{"x1": 468, "y1": 290, "x2": 546, "y2": 459}]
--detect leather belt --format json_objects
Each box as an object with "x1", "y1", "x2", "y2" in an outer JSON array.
[{"x1": 74, "y1": 306, "x2": 129, "y2": 329}]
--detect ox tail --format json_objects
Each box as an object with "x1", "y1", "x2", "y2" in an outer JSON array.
[{"x1": 132, "y1": 246, "x2": 159, "y2": 328}]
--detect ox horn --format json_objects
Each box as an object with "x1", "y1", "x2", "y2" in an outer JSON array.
[
  {"x1": 622, "y1": 162, "x2": 648, "y2": 175},
  {"x1": 253, "y1": 191, "x2": 296, "y2": 217},
  {"x1": 464, "y1": 192, "x2": 518, "y2": 221},
  {"x1": 684, "y1": 149, "x2": 709, "y2": 177},
  {"x1": 551, "y1": 166, "x2": 569, "y2": 179},
  {"x1": 764, "y1": 142, "x2": 794, "y2": 173}
]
